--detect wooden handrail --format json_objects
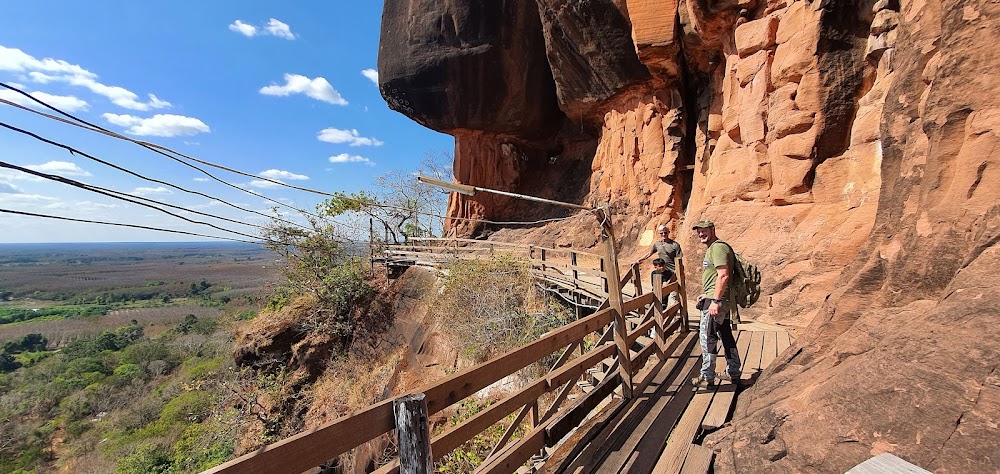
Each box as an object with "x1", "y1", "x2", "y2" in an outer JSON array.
[
  {"x1": 203, "y1": 399, "x2": 395, "y2": 474},
  {"x1": 405, "y1": 236, "x2": 603, "y2": 259},
  {"x1": 208, "y1": 249, "x2": 690, "y2": 474}
]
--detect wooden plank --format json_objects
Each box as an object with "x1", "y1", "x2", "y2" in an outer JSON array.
[
  {"x1": 744, "y1": 332, "x2": 765, "y2": 382},
  {"x1": 431, "y1": 379, "x2": 546, "y2": 459},
  {"x1": 531, "y1": 260, "x2": 605, "y2": 277},
  {"x1": 476, "y1": 423, "x2": 547, "y2": 474},
  {"x1": 421, "y1": 308, "x2": 614, "y2": 415},
  {"x1": 679, "y1": 445, "x2": 714, "y2": 474},
  {"x1": 650, "y1": 383, "x2": 714, "y2": 474},
  {"x1": 622, "y1": 292, "x2": 656, "y2": 315},
  {"x1": 701, "y1": 331, "x2": 754, "y2": 430},
  {"x1": 596, "y1": 339, "x2": 702, "y2": 474},
  {"x1": 626, "y1": 314, "x2": 658, "y2": 346},
  {"x1": 776, "y1": 330, "x2": 791, "y2": 356},
  {"x1": 204, "y1": 399, "x2": 394, "y2": 474},
  {"x1": 761, "y1": 331, "x2": 778, "y2": 370}
]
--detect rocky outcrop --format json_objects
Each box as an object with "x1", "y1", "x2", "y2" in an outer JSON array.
[
  {"x1": 377, "y1": 0, "x2": 562, "y2": 141},
  {"x1": 378, "y1": 0, "x2": 1000, "y2": 470}
]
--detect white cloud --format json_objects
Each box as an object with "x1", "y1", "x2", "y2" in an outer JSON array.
[
  {"x1": 229, "y1": 19, "x2": 296, "y2": 39},
  {"x1": 361, "y1": 69, "x2": 378, "y2": 84},
  {"x1": 259, "y1": 169, "x2": 309, "y2": 180},
  {"x1": 329, "y1": 153, "x2": 375, "y2": 166},
  {"x1": 43, "y1": 200, "x2": 119, "y2": 211},
  {"x1": 228, "y1": 20, "x2": 258, "y2": 37},
  {"x1": 0, "y1": 45, "x2": 171, "y2": 111},
  {"x1": 130, "y1": 186, "x2": 173, "y2": 197},
  {"x1": 193, "y1": 177, "x2": 209, "y2": 182},
  {"x1": 265, "y1": 19, "x2": 296, "y2": 39},
  {"x1": 259, "y1": 74, "x2": 347, "y2": 105},
  {"x1": 249, "y1": 180, "x2": 283, "y2": 189},
  {"x1": 25, "y1": 161, "x2": 92, "y2": 177},
  {"x1": 0, "y1": 181, "x2": 21, "y2": 194},
  {"x1": 0, "y1": 192, "x2": 57, "y2": 203},
  {"x1": 103, "y1": 113, "x2": 211, "y2": 137},
  {"x1": 317, "y1": 128, "x2": 383, "y2": 146},
  {"x1": 0, "y1": 88, "x2": 89, "y2": 112}
]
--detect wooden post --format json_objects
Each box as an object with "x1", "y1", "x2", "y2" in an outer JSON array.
[
  {"x1": 394, "y1": 393, "x2": 432, "y2": 474},
  {"x1": 632, "y1": 264, "x2": 643, "y2": 297},
  {"x1": 600, "y1": 257, "x2": 608, "y2": 295},
  {"x1": 675, "y1": 256, "x2": 690, "y2": 332},
  {"x1": 597, "y1": 209, "x2": 633, "y2": 398},
  {"x1": 540, "y1": 248, "x2": 547, "y2": 273},
  {"x1": 571, "y1": 251, "x2": 578, "y2": 282},
  {"x1": 652, "y1": 272, "x2": 667, "y2": 356}
]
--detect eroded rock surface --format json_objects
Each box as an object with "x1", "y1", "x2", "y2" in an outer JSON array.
[{"x1": 378, "y1": 0, "x2": 1000, "y2": 470}]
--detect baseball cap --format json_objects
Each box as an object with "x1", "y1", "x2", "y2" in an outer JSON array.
[{"x1": 691, "y1": 220, "x2": 715, "y2": 230}]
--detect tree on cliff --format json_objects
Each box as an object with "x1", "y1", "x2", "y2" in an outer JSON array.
[{"x1": 321, "y1": 152, "x2": 451, "y2": 244}]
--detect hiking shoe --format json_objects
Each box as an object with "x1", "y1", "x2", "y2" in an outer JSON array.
[
  {"x1": 690, "y1": 376, "x2": 717, "y2": 390},
  {"x1": 719, "y1": 373, "x2": 743, "y2": 387}
]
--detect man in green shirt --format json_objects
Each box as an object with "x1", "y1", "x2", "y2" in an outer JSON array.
[{"x1": 692, "y1": 220, "x2": 741, "y2": 389}]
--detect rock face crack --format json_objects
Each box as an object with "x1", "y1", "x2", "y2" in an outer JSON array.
[{"x1": 927, "y1": 366, "x2": 996, "y2": 468}]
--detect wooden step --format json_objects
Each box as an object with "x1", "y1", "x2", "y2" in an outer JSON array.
[{"x1": 589, "y1": 369, "x2": 607, "y2": 384}]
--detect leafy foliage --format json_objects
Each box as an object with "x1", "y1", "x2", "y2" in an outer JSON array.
[
  {"x1": 321, "y1": 153, "x2": 451, "y2": 244},
  {"x1": 431, "y1": 256, "x2": 573, "y2": 361}
]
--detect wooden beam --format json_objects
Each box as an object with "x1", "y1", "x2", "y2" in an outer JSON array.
[
  {"x1": 420, "y1": 308, "x2": 614, "y2": 415},
  {"x1": 679, "y1": 445, "x2": 714, "y2": 474},
  {"x1": 203, "y1": 399, "x2": 395, "y2": 474},
  {"x1": 622, "y1": 292, "x2": 656, "y2": 315},
  {"x1": 476, "y1": 424, "x2": 547, "y2": 474}
]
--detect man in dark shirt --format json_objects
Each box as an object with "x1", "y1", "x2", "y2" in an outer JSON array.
[{"x1": 635, "y1": 224, "x2": 683, "y2": 273}]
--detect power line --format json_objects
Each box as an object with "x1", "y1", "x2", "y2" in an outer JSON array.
[
  {"x1": 0, "y1": 119, "x2": 311, "y2": 232},
  {"x1": 0, "y1": 208, "x2": 262, "y2": 244},
  {"x1": 0, "y1": 160, "x2": 265, "y2": 241},
  {"x1": 0, "y1": 83, "x2": 587, "y2": 229}
]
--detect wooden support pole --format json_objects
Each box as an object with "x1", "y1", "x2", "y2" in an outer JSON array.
[
  {"x1": 675, "y1": 256, "x2": 690, "y2": 332},
  {"x1": 540, "y1": 248, "x2": 547, "y2": 273},
  {"x1": 571, "y1": 251, "x2": 579, "y2": 282},
  {"x1": 600, "y1": 258, "x2": 608, "y2": 295},
  {"x1": 632, "y1": 264, "x2": 643, "y2": 297},
  {"x1": 597, "y1": 209, "x2": 633, "y2": 398},
  {"x1": 394, "y1": 393, "x2": 432, "y2": 474},
  {"x1": 652, "y1": 272, "x2": 667, "y2": 356}
]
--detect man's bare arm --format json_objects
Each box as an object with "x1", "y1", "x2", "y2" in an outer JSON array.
[{"x1": 714, "y1": 265, "x2": 730, "y2": 301}]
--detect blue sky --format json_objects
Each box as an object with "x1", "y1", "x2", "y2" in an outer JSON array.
[{"x1": 0, "y1": 1, "x2": 452, "y2": 243}]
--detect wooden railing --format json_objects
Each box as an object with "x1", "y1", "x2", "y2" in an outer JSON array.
[
  {"x1": 382, "y1": 237, "x2": 611, "y2": 299},
  {"x1": 206, "y1": 250, "x2": 689, "y2": 474}
]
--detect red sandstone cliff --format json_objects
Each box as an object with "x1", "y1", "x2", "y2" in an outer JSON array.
[{"x1": 377, "y1": 0, "x2": 1000, "y2": 471}]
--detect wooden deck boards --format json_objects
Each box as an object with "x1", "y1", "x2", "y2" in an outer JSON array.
[
  {"x1": 701, "y1": 331, "x2": 753, "y2": 430},
  {"x1": 549, "y1": 328, "x2": 791, "y2": 474}
]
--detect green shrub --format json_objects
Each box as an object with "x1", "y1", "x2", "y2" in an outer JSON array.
[
  {"x1": 431, "y1": 256, "x2": 571, "y2": 361},
  {"x1": 116, "y1": 443, "x2": 171, "y2": 474}
]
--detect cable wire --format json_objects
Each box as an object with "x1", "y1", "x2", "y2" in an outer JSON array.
[
  {"x1": 0, "y1": 83, "x2": 588, "y2": 229},
  {"x1": 0, "y1": 119, "x2": 311, "y2": 232},
  {"x1": 0, "y1": 160, "x2": 265, "y2": 241},
  {"x1": 0, "y1": 208, "x2": 261, "y2": 244}
]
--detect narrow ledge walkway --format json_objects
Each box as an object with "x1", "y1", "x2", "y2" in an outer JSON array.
[{"x1": 540, "y1": 322, "x2": 792, "y2": 474}]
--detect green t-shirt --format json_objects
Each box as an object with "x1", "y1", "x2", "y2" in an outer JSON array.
[{"x1": 702, "y1": 241, "x2": 734, "y2": 297}]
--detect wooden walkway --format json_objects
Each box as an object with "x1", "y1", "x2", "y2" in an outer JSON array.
[{"x1": 540, "y1": 323, "x2": 792, "y2": 474}]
